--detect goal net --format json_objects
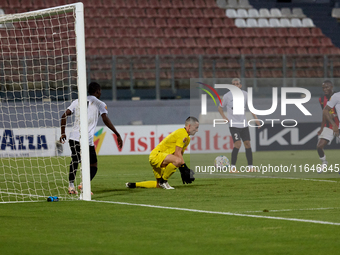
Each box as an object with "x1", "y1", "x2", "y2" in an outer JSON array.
[{"x1": 0, "y1": 3, "x2": 90, "y2": 203}]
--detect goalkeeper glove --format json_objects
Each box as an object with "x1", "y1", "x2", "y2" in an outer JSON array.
[{"x1": 179, "y1": 163, "x2": 195, "y2": 184}]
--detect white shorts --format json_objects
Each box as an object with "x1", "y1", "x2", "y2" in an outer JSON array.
[{"x1": 318, "y1": 127, "x2": 334, "y2": 144}]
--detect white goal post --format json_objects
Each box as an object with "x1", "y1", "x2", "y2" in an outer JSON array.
[{"x1": 0, "y1": 2, "x2": 91, "y2": 202}]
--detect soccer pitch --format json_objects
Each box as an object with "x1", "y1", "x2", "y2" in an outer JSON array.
[{"x1": 1, "y1": 150, "x2": 340, "y2": 255}]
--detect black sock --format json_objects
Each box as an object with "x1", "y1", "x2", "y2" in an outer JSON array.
[
  {"x1": 246, "y1": 148, "x2": 253, "y2": 165},
  {"x1": 128, "y1": 183, "x2": 136, "y2": 188},
  {"x1": 317, "y1": 148, "x2": 324, "y2": 158},
  {"x1": 90, "y1": 166, "x2": 98, "y2": 181},
  {"x1": 231, "y1": 147, "x2": 239, "y2": 165}
]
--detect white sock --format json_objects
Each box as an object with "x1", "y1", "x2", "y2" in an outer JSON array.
[
  {"x1": 320, "y1": 156, "x2": 327, "y2": 164},
  {"x1": 69, "y1": 182, "x2": 74, "y2": 188}
]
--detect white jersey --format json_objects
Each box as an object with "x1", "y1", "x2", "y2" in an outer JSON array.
[
  {"x1": 326, "y1": 91, "x2": 340, "y2": 129},
  {"x1": 68, "y1": 95, "x2": 108, "y2": 146},
  {"x1": 220, "y1": 90, "x2": 248, "y2": 128}
]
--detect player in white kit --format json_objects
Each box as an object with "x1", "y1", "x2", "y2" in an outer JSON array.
[
  {"x1": 60, "y1": 82, "x2": 123, "y2": 194},
  {"x1": 218, "y1": 78, "x2": 261, "y2": 172}
]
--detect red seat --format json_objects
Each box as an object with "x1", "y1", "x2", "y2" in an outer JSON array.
[
  {"x1": 184, "y1": 38, "x2": 197, "y2": 48},
  {"x1": 243, "y1": 28, "x2": 256, "y2": 38},
  {"x1": 308, "y1": 47, "x2": 320, "y2": 54},
  {"x1": 135, "y1": 48, "x2": 147, "y2": 55},
  {"x1": 221, "y1": 27, "x2": 233, "y2": 37},
  {"x1": 172, "y1": 38, "x2": 186, "y2": 48},
  {"x1": 163, "y1": 28, "x2": 176, "y2": 38},
  {"x1": 287, "y1": 38, "x2": 299, "y2": 47},
  {"x1": 311, "y1": 27, "x2": 323, "y2": 37},
  {"x1": 192, "y1": 9, "x2": 204, "y2": 17},
  {"x1": 242, "y1": 38, "x2": 253, "y2": 48},
  {"x1": 147, "y1": 48, "x2": 159, "y2": 55},
  {"x1": 149, "y1": 0, "x2": 161, "y2": 8},
  {"x1": 254, "y1": 38, "x2": 266, "y2": 47},
  {"x1": 196, "y1": 38, "x2": 209, "y2": 48},
  {"x1": 155, "y1": 18, "x2": 167, "y2": 27},
  {"x1": 167, "y1": 18, "x2": 178, "y2": 27},
  {"x1": 206, "y1": 48, "x2": 217, "y2": 55},
  {"x1": 232, "y1": 28, "x2": 245, "y2": 37},
  {"x1": 297, "y1": 38, "x2": 310, "y2": 47},
  {"x1": 296, "y1": 47, "x2": 308, "y2": 55},
  {"x1": 177, "y1": 18, "x2": 191, "y2": 28},
  {"x1": 157, "y1": 9, "x2": 169, "y2": 17},
  {"x1": 180, "y1": 8, "x2": 194, "y2": 18},
  {"x1": 216, "y1": 48, "x2": 229, "y2": 55},
  {"x1": 220, "y1": 38, "x2": 232, "y2": 48},
  {"x1": 210, "y1": 28, "x2": 222, "y2": 38},
  {"x1": 230, "y1": 38, "x2": 243, "y2": 47},
  {"x1": 193, "y1": 48, "x2": 205, "y2": 55},
  {"x1": 266, "y1": 28, "x2": 279, "y2": 37},
  {"x1": 175, "y1": 28, "x2": 187, "y2": 37},
  {"x1": 288, "y1": 28, "x2": 299, "y2": 37},
  {"x1": 143, "y1": 18, "x2": 156, "y2": 27},
  {"x1": 319, "y1": 47, "x2": 330, "y2": 54},
  {"x1": 211, "y1": 18, "x2": 224, "y2": 28},
  {"x1": 146, "y1": 8, "x2": 158, "y2": 18},
  {"x1": 310, "y1": 37, "x2": 321, "y2": 47},
  {"x1": 276, "y1": 28, "x2": 289, "y2": 37},
  {"x1": 172, "y1": 0, "x2": 185, "y2": 8},
  {"x1": 198, "y1": 28, "x2": 210, "y2": 37},
  {"x1": 229, "y1": 48, "x2": 240, "y2": 55},
  {"x1": 159, "y1": 48, "x2": 171, "y2": 55},
  {"x1": 285, "y1": 47, "x2": 296, "y2": 55},
  {"x1": 169, "y1": 8, "x2": 181, "y2": 18},
  {"x1": 182, "y1": 0, "x2": 195, "y2": 8},
  {"x1": 272, "y1": 70, "x2": 283, "y2": 78},
  {"x1": 187, "y1": 28, "x2": 199, "y2": 37},
  {"x1": 252, "y1": 48, "x2": 263, "y2": 55},
  {"x1": 182, "y1": 48, "x2": 194, "y2": 55},
  {"x1": 275, "y1": 38, "x2": 289, "y2": 47},
  {"x1": 207, "y1": 38, "x2": 220, "y2": 48},
  {"x1": 240, "y1": 48, "x2": 252, "y2": 55},
  {"x1": 320, "y1": 37, "x2": 333, "y2": 47},
  {"x1": 195, "y1": 0, "x2": 207, "y2": 8},
  {"x1": 299, "y1": 28, "x2": 311, "y2": 37}
]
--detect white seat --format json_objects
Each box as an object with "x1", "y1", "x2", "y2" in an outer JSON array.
[
  {"x1": 234, "y1": 18, "x2": 247, "y2": 27},
  {"x1": 216, "y1": 0, "x2": 228, "y2": 8},
  {"x1": 291, "y1": 18, "x2": 302, "y2": 27},
  {"x1": 258, "y1": 18, "x2": 270, "y2": 27},
  {"x1": 259, "y1": 8, "x2": 271, "y2": 18},
  {"x1": 227, "y1": 0, "x2": 238, "y2": 8},
  {"x1": 270, "y1": 8, "x2": 282, "y2": 18},
  {"x1": 238, "y1": 0, "x2": 252, "y2": 8},
  {"x1": 332, "y1": 8, "x2": 340, "y2": 19},
  {"x1": 281, "y1": 8, "x2": 292, "y2": 18},
  {"x1": 0, "y1": 8, "x2": 5, "y2": 16},
  {"x1": 226, "y1": 9, "x2": 238, "y2": 18},
  {"x1": 246, "y1": 18, "x2": 258, "y2": 27},
  {"x1": 248, "y1": 8, "x2": 259, "y2": 18},
  {"x1": 302, "y1": 18, "x2": 315, "y2": 27},
  {"x1": 292, "y1": 8, "x2": 306, "y2": 18},
  {"x1": 237, "y1": 8, "x2": 248, "y2": 18},
  {"x1": 269, "y1": 18, "x2": 281, "y2": 27},
  {"x1": 280, "y1": 18, "x2": 291, "y2": 27}
]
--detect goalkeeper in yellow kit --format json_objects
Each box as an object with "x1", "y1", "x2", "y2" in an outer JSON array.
[{"x1": 126, "y1": 116, "x2": 199, "y2": 189}]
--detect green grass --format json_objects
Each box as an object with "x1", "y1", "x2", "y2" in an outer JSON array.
[{"x1": 1, "y1": 150, "x2": 340, "y2": 255}]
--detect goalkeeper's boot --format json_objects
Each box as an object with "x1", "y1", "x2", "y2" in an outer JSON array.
[
  {"x1": 159, "y1": 181, "x2": 175, "y2": 190},
  {"x1": 68, "y1": 186, "x2": 78, "y2": 194},
  {"x1": 126, "y1": 182, "x2": 136, "y2": 188},
  {"x1": 78, "y1": 183, "x2": 94, "y2": 195}
]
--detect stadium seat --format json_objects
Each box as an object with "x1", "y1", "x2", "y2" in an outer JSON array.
[
  {"x1": 263, "y1": 38, "x2": 275, "y2": 47},
  {"x1": 239, "y1": 0, "x2": 252, "y2": 9},
  {"x1": 226, "y1": 9, "x2": 238, "y2": 18},
  {"x1": 184, "y1": 38, "x2": 197, "y2": 48},
  {"x1": 302, "y1": 18, "x2": 315, "y2": 27},
  {"x1": 258, "y1": 18, "x2": 270, "y2": 27},
  {"x1": 310, "y1": 27, "x2": 323, "y2": 37},
  {"x1": 298, "y1": 37, "x2": 310, "y2": 47},
  {"x1": 187, "y1": 28, "x2": 199, "y2": 37},
  {"x1": 230, "y1": 38, "x2": 243, "y2": 47},
  {"x1": 253, "y1": 28, "x2": 268, "y2": 37},
  {"x1": 254, "y1": 38, "x2": 266, "y2": 47},
  {"x1": 242, "y1": 38, "x2": 253, "y2": 48},
  {"x1": 183, "y1": 0, "x2": 195, "y2": 8},
  {"x1": 247, "y1": 18, "x2": 258, "y2": 27},
  {"x1": 310, "y1": 37, "x2": 321, "y2": 47},
  {"x1": 175, "y1": 28, "x2": 187, "y2": 37},
  {"x1": 275, "y1": 37, "x2": 289, "y2": 47},
  {"x1": 243, "y1": 28, "x2": 256, "y2": 37},
  {"x1": 281, "y1": 8, "x2": 292, "y2": 18},
  {"x1": 172, "y1": 0, "x2": 185, "y2": 8},
  {"x1": 198, "y1": 28, "x2": 211, "y2": 37},
  {"x1": 196, "y1": 38, "x2": 209, "y2": 48},
  {"x1": 220, "y1": 38, "x2": 232, "y2": 47},
  {"x1": 269, "y1": 18, "x2": 281, "y2": 27},
  {"x1": 221, "y1": 27, "x2": 233, "y2": 37},
  {"x1": 235, "y1": 18, "x2": 247, "y2": 27},
  {"x1": 292, "y1": 8, "x2": 306, "y2": 18},
  {"x1": 210, "y1": 28, "x2": 222, "y2": 38},
  {"x1": 237, "y1": 9, "x2": 248, "y2": 18},
  {"x1": 280, "y1": 18, "x2": 291, "y2": 27},
  {"x1": 155, "y1": 18, "x2": 167, "y2": 28},
  {"x1": 259, "y1": 8, "x2": 271, "y2": 18},
  {"x1": 296, "y1": 47, "x2": 308, "y2": 54},
  {"x1": 299, "y1": 27, "x2": 311, "y2": 37},
  {"x1": 291, "y1": 18, "x2": 302, "y2": 27},
  {"x1": 146, "y1": 8, "x2": 158, "y2": 18},
  {"x1": 240, "y1": 48, "x2": 252, "y2": 55},
  {"x1": 173, "y1": 38, "x2": 186, "y2": 48},
  {"x1": 287, "y1": 37, "x2": 299, "y2": 47},
  {"x1": 216, "y1": 48, "x2": 229, "y2": 55},
  {"x1": 169, "y1": 8, "x2": 181, "y2": 18},
  {"x1": 248, "y1": 9, "x2": 259, "y2": 18},
  {"x1": 212, "y1": 18, "x2": 225, "y2": 27},
  {"x1": 270, "y1": 8, "x2": 282, "y2": 18}
]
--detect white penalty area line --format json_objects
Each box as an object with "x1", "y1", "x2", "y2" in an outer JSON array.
[{"x1": 92, "y1": 200, "x2": 340, "y2": 226}]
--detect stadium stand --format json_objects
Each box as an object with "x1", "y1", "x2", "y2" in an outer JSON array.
[{"x1": 1, "y1": 0, "x2": 340, "y2": 99}]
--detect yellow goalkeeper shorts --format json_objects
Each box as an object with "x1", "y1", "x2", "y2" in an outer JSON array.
[{"x1": 149, "y1": 149, "x2": 168, "y2": 179}]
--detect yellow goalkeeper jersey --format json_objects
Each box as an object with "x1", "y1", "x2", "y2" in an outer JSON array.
[{"x1": 154, "y1": 128, "x2": 190, "y2": 154}]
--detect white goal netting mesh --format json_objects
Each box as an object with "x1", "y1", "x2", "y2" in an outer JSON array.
[{"x1": 0, "y1": 4, "x2": 83, "y2": 202}]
